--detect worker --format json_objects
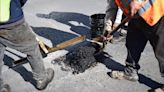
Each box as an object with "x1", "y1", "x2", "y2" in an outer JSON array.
[
  {"x1": 0, "y1": 0, "x2": 54, "y2": 91},
  {"x1": 104, "y1": 0, "x2": 126, "y2": 43},
  {"x1": 103, "y1": 0, "x2": 164, "y2": 91}
]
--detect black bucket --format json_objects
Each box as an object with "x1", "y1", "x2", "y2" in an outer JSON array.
[{"x1": 90, "y1": 14, "x2": 105, "y2": 38}]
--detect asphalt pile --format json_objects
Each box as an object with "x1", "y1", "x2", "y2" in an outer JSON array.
[{"x1": 63, "y1": 45, "x2": 98, "y2": 74}]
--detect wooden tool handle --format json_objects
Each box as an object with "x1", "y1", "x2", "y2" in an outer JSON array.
[{"x1": 48, "y1": 36, "x2": 86, "y2": 53}]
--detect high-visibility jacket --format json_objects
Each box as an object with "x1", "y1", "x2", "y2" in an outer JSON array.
[
  {"x1": 115, "y1": 0, "x2": 164, "y2": 26},
  {"x1": 0, "y1": 0, "x2": 27, "y2": 28},
  {"x1": 0, "y1": 0, "x2": 10, "y2": 22}
]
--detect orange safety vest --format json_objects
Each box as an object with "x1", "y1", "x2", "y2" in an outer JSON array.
[{"x1": 115, "y1": 0, "x2": 164, "y2": 26}]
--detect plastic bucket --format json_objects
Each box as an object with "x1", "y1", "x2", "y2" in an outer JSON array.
[{"x1": 90, "y1": 14, "x2": 105, "y2": 38}]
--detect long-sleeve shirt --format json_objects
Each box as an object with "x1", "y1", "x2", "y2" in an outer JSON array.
[{"x1": 114, "y1": 8, "x2": 123, "y2": 24}]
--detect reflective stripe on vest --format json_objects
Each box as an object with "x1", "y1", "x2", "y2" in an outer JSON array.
[
  {"x1": 138, "y1": 0, "x2": 164, "y2": 26},
  {"x1": 0, "y1": 0, "x2": 10, "y2": 22}
]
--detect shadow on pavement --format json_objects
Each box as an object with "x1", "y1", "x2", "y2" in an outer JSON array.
[
  {"x1": 95, "y1": 51, "x2": 163, "y2": 89},
  {"x1": 95, "y1": 51, "x2": 124, "y2": 71},
  {"x1": 138, "y1": 74, "x2": 163, "y2": 89},
  {"x1": 4, "y1": 55, "x2": 36, "y2": 86},
  {"x1": 12, "y1": 65, "x2": 36, "y2": 86},
  {"x1": 36, "y1": 11, "x2": 91, "y2": 39},
  {"x1": 32, "y1": 27, "x2": 78, "y2": 46},
  {"x1": 32, "y1": 26, "x2": 92, "y2": 54}
]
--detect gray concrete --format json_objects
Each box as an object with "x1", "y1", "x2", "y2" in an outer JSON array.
[{"x1": 2, "y1": 0, "x2": 164, "y2": 92}]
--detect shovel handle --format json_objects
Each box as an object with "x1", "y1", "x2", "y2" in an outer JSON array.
[
  {"x1": 102, "y1": 16, "x2": 130, "y2": 45},
  {"x1": 110, "y1": 17, "x2": 130, "y2": 35}
]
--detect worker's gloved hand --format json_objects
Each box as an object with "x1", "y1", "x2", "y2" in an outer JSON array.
[
  {"x1": 101, "y1": 20, "x2": 113, "y2": 42},
  {"x1": 102, "y1": 30, "x2": 113, "y2": 42},
  {"x1": 130, "y1": 0, "x2": 143, "y2": 16}
]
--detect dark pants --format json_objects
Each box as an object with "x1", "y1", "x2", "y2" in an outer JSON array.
[{"x1": 125, "y1": 16, "x2": 164, "y2": 77}]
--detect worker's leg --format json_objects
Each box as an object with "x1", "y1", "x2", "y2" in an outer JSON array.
[
  {"x1": 0, "y1": 43, "x2": 5, "y2": 87},
  {"x1": 110, "y1": 17, "x2": 148, "y2": 81},
  {"x1": 148, "y1": 16, "x2": 164, "y2": 77},
  {"x1": 0, "y1": 22, "x2": 54, "y2": 90},
  {"x1": 0, "y1": 40, "x2": 10, "y2": 92},
  {"x1": 143, "y1": 16, "x2": 164, "y2": 92},
  {"x1": 125, "y1": 17, "x2": 148, "y2": 71},
  {"x1": 3, "y1": 22, "x2": 46, "y2": 80}
]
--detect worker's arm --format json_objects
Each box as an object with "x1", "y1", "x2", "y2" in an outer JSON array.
[
  {"x1": 103, "y1": 0, "x2": 118, "y2": 41},
  {"x1": 130, "y1": 0, "x2": 145, "y2": 16},
  {"x1": 105, "y1": 0, "x2": 118, "y2": 22},
  {"x1": 113, "y1": 8, "x2": 123, "y2": 30},
  {"x1": 103, "y1": 0, "x2": 145, "y2": 41}
]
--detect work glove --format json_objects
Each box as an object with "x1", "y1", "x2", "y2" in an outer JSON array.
[
  {"x1": 130, "y1": 0, "x2": 144, "y2": 17},
  {"x1": 102, "y1": 24, "x2": 113, "y2": 43}
]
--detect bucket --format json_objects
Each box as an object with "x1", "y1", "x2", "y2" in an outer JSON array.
[{"x1": 90, "y1": 14, "x2": 105, "y2": 38}]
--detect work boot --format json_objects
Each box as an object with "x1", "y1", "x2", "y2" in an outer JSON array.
[
  {"x1": 0, "y1": 84, "x2": 10, "y2": 92},
  {"x1": 110, "y1": 70, "x2": 139, "y2": 82},
  {"x1": 36, "y1": 68, "x2": 54, "y2": 90}
]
